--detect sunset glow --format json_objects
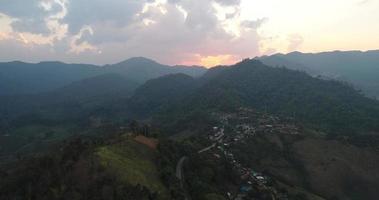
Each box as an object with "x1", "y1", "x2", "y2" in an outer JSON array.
[
  {"x1": 0, "y1": 0, "x2": 378, "y2": 66},
  {"x1": 199, "y1": 55, "x2": 237, "y2": 68}
]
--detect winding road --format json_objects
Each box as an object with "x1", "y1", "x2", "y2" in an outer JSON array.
[
  {"x1": 197, "y1": 143, "x2": 216, "y2": 154},
  {"x1": 176, "y1": 156, "x2": 190, "y2": 200},
  {"x1": 176, "y1": 156, "x2": 188, "y2": 182}
]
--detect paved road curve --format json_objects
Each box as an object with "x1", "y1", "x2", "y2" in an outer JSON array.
[
  {"x1": 197, "y1": 143, "x2": 216, "y2": 154},
  {"x1": 176, "y1": 156, "x2": 188, "y2": 181},
  {"x1": 176, "y1": 156, "x2": 190, "y2": 200}
]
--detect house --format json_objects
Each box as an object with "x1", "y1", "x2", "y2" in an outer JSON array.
[
  {"x1": 240, "y1": 185, "x2": 253, "y2": 193},
  {"x1": 256, "y1": 176, "x2": 265, "y2": 180}
]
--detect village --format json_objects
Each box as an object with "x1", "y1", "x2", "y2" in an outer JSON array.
[{"x1": 198, "y1": 108, "x2": 302, "y2": 200}]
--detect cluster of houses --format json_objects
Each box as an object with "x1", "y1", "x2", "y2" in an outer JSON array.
[
  {"x1": 212, "y1": 107, "x2": 300, "y2": 137},
  {"x1": 210, "y1": 128, "x2": 277, "y2": 200},
  {"x1": 236, "y1": 108, "x2": 300, "y2": 135},
  {"x1": 203, "y1": 108, "x2": 300, "y2": 199}
]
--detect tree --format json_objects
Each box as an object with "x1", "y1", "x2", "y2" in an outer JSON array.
[{"x1": 129, "y1": 120, "x2": 139, "y2": 134}]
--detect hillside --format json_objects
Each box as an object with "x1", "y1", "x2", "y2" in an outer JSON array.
[
  {"x1": 158, "y1": 107, "x2": 379, "y2": 200},
  {"x1": 127, "y1": 73, "x2": 197, "y2": 117},
  {"x1": 0, "y1": 134, "x2": 173, "y2": 200},
  {"x1": 259, "y1": 50, "x2": 379, "y2": 98},
  {"x1": 53, "y1": 73, "x2": 138, "y2": 101},
  {"x1": 207, "y1": 108, "x2": 379, "y2": 200},
  {"x1": 0, "y1": 74, "x2": 138, "y2": 157},
  {"x1": 2, "y1": 106, "x2": 379, "y2": 200},
  {"x1": 0, "y1": 73, "x2": 138, "y2": 121},
  {"x1": 156, "y1": 59, "x2": 379, "y2": 136}
]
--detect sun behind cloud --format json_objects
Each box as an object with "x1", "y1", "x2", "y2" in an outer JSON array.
[{"x1": 200, "y1": 54, "x2": 238, "y2": 68}]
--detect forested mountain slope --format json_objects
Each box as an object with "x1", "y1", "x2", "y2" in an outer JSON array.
[
  {"x1": 157, "y1": 59, "x2": 379, "y2": 136},
  {"x1": 259, "y1": 50, "x2": 379, "y2": 98}
]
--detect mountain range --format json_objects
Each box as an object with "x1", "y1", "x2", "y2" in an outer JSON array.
[
  {"x1": 1, "y1": 53, "x2": 379, "y2": 148},
  {"x1": 0, "y1": 57, "x2": 206, "y2": 95},
  {"x1": 259, "y1": 50, "x2": 379, "y2": 98}
]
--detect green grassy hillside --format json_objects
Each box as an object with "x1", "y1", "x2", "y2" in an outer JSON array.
[
  {"x1": 0, "y1": 134, "x2": 172, "y2": 200},
  {"x1": 96, "y1": 138, "x2": 169, "y2": 199}
]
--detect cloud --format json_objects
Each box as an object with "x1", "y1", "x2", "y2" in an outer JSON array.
[
  {"x1": 214, "y1": 0, "x2": 241, "y2": 6},
  {"x1": 241, "y1": 18, "x2": 268, "y2": 29},
  {"x1": 0, "y1": 0, "x2": 68, "y2": 47},
  {"x1": 287, "y1": 34, "x2": 304, "y2": 52},
  {"x1": 111, "y1": 0, "x2": 263, "y2": 65},
  {"x1": 62, "y1": 0, "x2": 150, "y2": 34},
  {"x1": 69, "y1": 26, "x2": 99, "y2": 54},
  {"x1": 357, "y1": 0, "x2": 371, "y2": 5},
  {"x1": 0, "y1": 0, "x2": 66, "y2": 35},
  {"x1": 0, "y1": 0, "x2": 267, "y2": 66},
  {"x1": 0, "y1": 0, "x2": 100, "y2": 56}
]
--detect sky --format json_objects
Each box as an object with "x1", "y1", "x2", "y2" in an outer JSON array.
[{"x1": 0, "y1": 0, "x2": 378, "y2": 67}]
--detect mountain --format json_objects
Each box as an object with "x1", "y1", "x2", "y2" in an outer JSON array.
[
  {"x1": 0, "y1": 74, "x2": 139, "y2": 156},
  {"x1": 156, "y1": 59, "x2": 379, "y2": 136},
  {"x1": 259, "y1": 54, "x2": 314, "y2": 74},
  {"x1": 107, "y1": 57, "x2": 206, "y2": 84},
  {"x1": 0, "y1": 73, "x2": 138, "y2": 120},
  {"x1": 259, "y1": 50, "x2": 379, "y2": 98},
  {"x1": 50, "y1": 73, "x2": 138, "y2": 103},
  {"x1": 127, "y1": 73, "x2": 197, "y2": 117},
  {"x1": 0, "y1": 61, "x2": 101, "y2": 95},
  {"x1": 0, "y1": 57, "x2": 207, "y2": 95}
]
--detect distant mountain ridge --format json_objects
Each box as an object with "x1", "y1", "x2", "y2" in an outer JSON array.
[
  {"x1": 259, "y1": 50, "x2": 379, "y2": 98},
  {"x1": 0, "y1": 57, "x2": 207, "y2": 95},
  {"x1": 0, "y1": 61, "x2": 101, "y2": 95},
  {"x1": 106, "y1": 57, "x2": 206, "y2": 84}
]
